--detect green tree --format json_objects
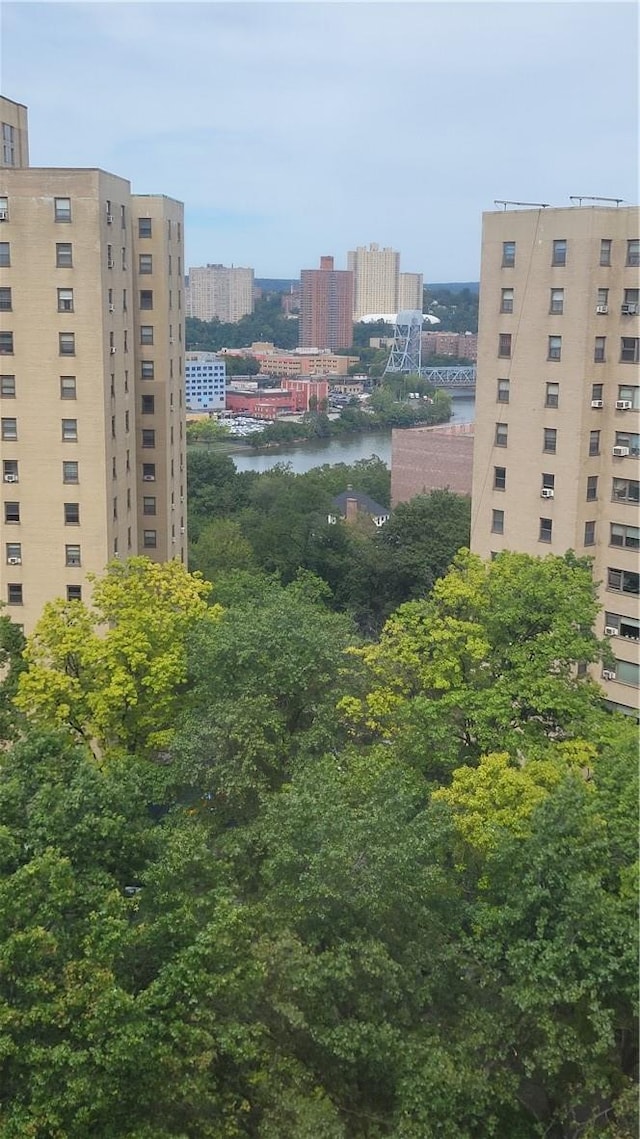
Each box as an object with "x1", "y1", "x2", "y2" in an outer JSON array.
[
  {"x1": 15, "y1": 557, "x2": 216, "y2": 757},
  {"x1": 0, "y1": 610, "x2": 26, "y2": 741},
  {"x1": 190, "y1": 517, "x2": 256, "y2": 583}
]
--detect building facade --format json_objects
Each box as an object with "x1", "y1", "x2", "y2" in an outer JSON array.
[
  {"x1": 186, "y1": 264, "x2": 254, "y2": 323},
  {"x1": 398, "y1": 271, "x2": 424, "y2": 313},
  {"x1": 470, "y1": 204, "x2": 639, "y2": 715},
  {"x1": 185, "y1": 351, "x2": 226, "y2": 411},
  {"x1": 299, "y1": 256, "x2": 354, "y2": 351},
  {"x1": 0, "y1": 96, "x2": 186, "y2": 632},
  {"x1": 347, "y1": 243, "x2": 400, "y2": 321},
  {"x1": 391, "y1": 422, "x2": 474, "y2": 505}
]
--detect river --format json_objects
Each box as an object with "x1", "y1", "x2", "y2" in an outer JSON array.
[{"x1": 231, "y1": 395, "x2": 475, "y2": 475}]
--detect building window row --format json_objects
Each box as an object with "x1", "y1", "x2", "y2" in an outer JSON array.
[
  {"x1": 502, "y1": 287, "x2": 637, "y2": 316},
  {"x1": 495, "y1": 334, "x2": 639, "y2": 364},
  {"x1": 3, "y1": 502, "x2": 80, "y2": 525},
  {"x1": 502, "y1": 237, "x2": 639, "y2": 269},
  {"x1": 6, "y1": 582, "x2": 82, "y2": 605}
]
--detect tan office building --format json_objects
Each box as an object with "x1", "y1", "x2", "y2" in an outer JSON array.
[
  {"x1": 347, "y1": 243, "x2": 400, "y2": 320},
  {"x1": 471, "y1": 204, "x2": 639, "y2": 716},
  {"x1": 186, "y1": 264, "x2": 254, "y2": 323},
  {"x1": 0, "y1": 96, "x2": 187, "y2": 633}
]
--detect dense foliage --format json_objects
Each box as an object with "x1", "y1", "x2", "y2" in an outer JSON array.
[
  {"x1": 1, "y1": 551, "x2": 637, "y2": 1138},
  {"x1": 186, "y1": 295, "x2": 299, "y2": 353}
]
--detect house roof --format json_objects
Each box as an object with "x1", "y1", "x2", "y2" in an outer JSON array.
[{"x1": 331, "y1": 490, "x2": 390, "y2": 517}]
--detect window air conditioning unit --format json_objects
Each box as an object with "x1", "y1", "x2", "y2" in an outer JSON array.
[
  {"x1": 590, "y1": 399, "x2": 603, "y2": 408},
  {"x1": 0, "y1": 209, "x2": 7, "y2": 221},
  {"x1": 180, "y1": 527, "x2": 185, "y2": 534},
  {"x1": 602, "y1": 669, "x2": 617, "y2": 681},
  {"x1": 7, "y1": 556, "x2": 21, "y2": 565},
  {"x1": 604, "y1": 626, "x2": 619, "y2": 637},
  {"x1": 107, "y1": 259, "x2": 114, "y2": 269},
  {"x1": 615, "y1": 400, "x2": 633, "y2": 410},
  {"x1": 621, "y1": 303, "x2": 638, "y2": 315},
  {"x1": 110, "y1": 346, "x2": 117, "y2": 354},
  {"x1": 595, "y1": 304, "x2": 608, "y2": 314},
  {"x1": 612, "y1": 446, "x2": 630, "y2": 456},
  {"x1": 143, "y1": 474, "x2": 155, "y2": 481},
  {"x1": 106, "y1": 213, "x2": 114, "y2": 224},
  {"x1": 541, "y1": 487, "x2": 554, "y2": 498},
  {"x1": 108, "y1": 303, "x2": 115, "y2": 313},
  {"x1": 3, "y1": 473, "x2": 18, "y2": 482}
]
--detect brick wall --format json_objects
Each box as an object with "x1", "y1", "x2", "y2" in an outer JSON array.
[{"x1": 391, "y1": 423, "x2": 474, "y2": 505}]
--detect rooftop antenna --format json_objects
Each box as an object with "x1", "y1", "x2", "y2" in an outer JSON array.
[
  {"x1": 569, "y1": 195, "x2": 624, "y2": 207},
  {"x1": 494, "y1": 200, "x2": 550, "y2": 210}
]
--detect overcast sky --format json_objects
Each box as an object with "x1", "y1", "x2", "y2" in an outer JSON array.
[{"x1": 3, "y1": 2, "x2": 638, "y2": 281}]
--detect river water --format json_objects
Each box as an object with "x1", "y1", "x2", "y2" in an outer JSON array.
[{"x1": 232, "y1": 395, "x2": 475, "y2": 475}]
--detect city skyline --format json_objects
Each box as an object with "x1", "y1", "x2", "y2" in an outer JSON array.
[{"x1": 3, "y1": 2, "x2": 637, "y2": 280}]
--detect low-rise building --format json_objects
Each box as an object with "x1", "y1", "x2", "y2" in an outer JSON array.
[
  {"x1": 328, "y1": 488, "x2": 390, "y2": 527},
  {"x1": 391, "y1": 422, "x2": 474, "y2": 505},
  {"x1": 185, "y1": 351, "x2": 226, "y2": 411}
]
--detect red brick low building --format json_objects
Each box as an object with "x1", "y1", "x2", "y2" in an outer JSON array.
[{"x1": 391, "y1": 422, "x2": 474, "y2": 505}]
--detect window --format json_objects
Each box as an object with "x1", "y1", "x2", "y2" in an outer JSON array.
[
  {"x1": 627, "y1": 239, "x2": 639, "y2": 267},
  {"x1": 612, "y1": 478, "x2": 639, "y2": 503},
  {"x1": 121, "y1": 247, "x2": 127, "y2": 271},
  {"x1": 591, "y1": 383, "x2": 603, "y2": 403},
  {"x1": 141, "y1": 394, "x2": 155, "y2": 414},
  {"x1": 5, "y1": 542, "x2": 21, "y2": 563},
  {"x1": 143, "y1": 529, "x2": 157, "y2": 548},
  {"x1": 0, "y1": 375, "x2": 15, "y2": 397},
  {"x1": 59, "y1": 332, "x2": 75, "y2": 356},
  {"x1": 57, "y1": 288, "x2": 74, "y2": 312},
  {"x1": 65, "y1": 543, "x2": 81, "y2": 566},
  {"x1": 4, "y1": 502, "x2": 20, "y2": 523},
  {"x1": 66, "y1": 585, "x2": 82, "y2": 602},
  {"x1": 552, "y1": 239, "x2": 567, "y2": 266},
  {"x1": 60, "y1": 375, "x2": 76, "y2": 399},
  {"x1": 107, "y1": 244, "x2": 114, "y2": 269},
  {"x1": 549, "y1": 288, "x2": 564, "y2": 314},
  {"x1": 140, "y1": 326, "x2": 154, "y2": 345},
  {"x1": 620, "y1": 338, "x2": 639, "y2": 364},
  {"x1": 615, "y1": 431, "x2": 640, "y2": 456},
  {"x1": 623, "y1": 288, "x2": 639, "y2": 307},
  {"x1": 143, "y1": 495, "x2": 156, "y2": 515},
  {"x1": 0, "y1": 242, "x2": 10, "y2": 267},
  {"x1": 56, "y1": 242, "x2": 73, "y2": 268},
  {"x1": 140, "y1": 290, "x2": 153, "y2": 310},
  {"x1": 539, "y1": 517, "x2": 553, "y2": 543},
  {"x1": 545, "y1": 382, "x2": 559, "y2": 408},
  {"x1": 618, "y1": 385, "x2": 640, "y2": 409},
  {"x1": 594, "y1": 337, "x2": 606, "y2": 363},
  {"x1": 493, "y1": 466, "x2": 506, "y2": 490},
  {"x1": 1, "y1": 417, "x2": 17, "y2": 440},
  {"x1": 500, "y1": 288, "x2": 514, "y2": 313},
  {"x1": 543, "y1": 427, "x2": 557, "y2": 453},
  {"x1": 610, "y1": 523, "x2": 640, "y2": 549},
  {"x1": 541, "y1": 473, "x2": 555, "y2": 491},
  {"x1": 586, "y1": 475, "x2": 598, "y2": 501},
  {"x1": 141, "y1": 360, "x2": 154, "y2": 380},
  {"x1": 64, "y1": 502, "x2": 80, "y2": 524},
  {"x1": 548, "y1": 336, "x2": 562, "y2": 361},
  {"x1": 63, "y1": 460, "x2": 79, "y2": 483},
  {"x1": 139, "y1": 254, "x2": 153, "y2": 274},
  {"x1": 607, "y1": 568, "x2": 639, "y2": 595},
  {"x1": 491, "y1": 509, "x2": 504, "y2": 534},
  {"x1": 7, "y1": 583, "x2": 22, "y2": 605},
  {"x1": 2, "y1": 123, "x2": 15, "y2": 166},
  {"x1": 3, "y1": 460, "x2": 18, "y2": 481},
  {"x1": 600, "y1": 239, "x2": 612, "y2": 266},
  {"x1": 61, "y1": 418, "x2": 77, "y2": 441},
  {"x1": 495, "y1": 422, "x2": 508, "y2": 447},
  {"x1": 605, "y1": 612, "x2": 640, "y2": 641},
  {"x1": 0, "y1": 287, "x2": 11, "y2": 311},
  {"x1": 0, "y1": 195, "x2": 7, "y2": 218},
  {"x1": 501, "y1": 241, "x2": 516, "y2": 268},
  {"x1": 588, "y1": 430, "x2": 600, "y2": 456},
  {"x1": 142, "y1": 428, "x2": 155, "y2": 448},
  {"x1": 597, "y1": 288, "x2": 609, "y2": 308},
  {"x1": 497, "y1": 378, "x2": 510, "y2": 403},
  {"x1": 142, "y1": 462, "x2": 156, "y2": 480},
  {"x1": 584, "y1": 521, "x2": 596, "y2": 546},
  {"x1": 54, "y1": 197, "x2": 72, "y2": 222},
  {"x1": 498, "y1": 333, "x2": 511, "y2": 358},
  {"x1": 0, "y1": 332, "x2": 14, "y2": 354},
  {"x1": 138, "y1": 217, "x2": 152, "y2": 238},
  {"x1": 614, "y1": 659, "x2": 640, "y2": 688}
]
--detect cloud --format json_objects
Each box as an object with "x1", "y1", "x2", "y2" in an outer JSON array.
[{"x1": 3, "y1": 2, "x2": 638, "y2": 277}]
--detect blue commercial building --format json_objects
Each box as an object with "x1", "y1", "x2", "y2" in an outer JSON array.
[{"x1": 185, "y1": 351, "x2": 226, "y2": 411}]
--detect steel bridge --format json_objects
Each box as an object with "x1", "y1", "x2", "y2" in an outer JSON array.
[{"x1": 421, "y1": 366, "x2": 476, "y2": 389}]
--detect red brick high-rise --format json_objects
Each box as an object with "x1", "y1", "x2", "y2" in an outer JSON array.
[{"x1": 299, "y1": 256, "x2": 354, "y2": 350}]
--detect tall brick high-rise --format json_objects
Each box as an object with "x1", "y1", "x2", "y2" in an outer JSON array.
[{"x1": 299, "y1": 256, "x2": 354, "y2": 351}]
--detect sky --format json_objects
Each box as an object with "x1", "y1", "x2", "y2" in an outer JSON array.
[{"x1": 2, "y1": 1, "x2": 638, "y2": 281}]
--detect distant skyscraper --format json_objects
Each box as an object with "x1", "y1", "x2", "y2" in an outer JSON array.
[
  {"x1": 347, "y1": 244, "x2": 400, "y2": 320},
  {"x1": 299, "y1": 256, "x2": 354, "y2": 350},
  {"x1": 398, "y1": 271, "x2": 424, "y2": 312},
  {"x1": 186, "y1": 264, "x2": 254, "y2": 323}
]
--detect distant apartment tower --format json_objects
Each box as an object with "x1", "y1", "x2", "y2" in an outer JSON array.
[
  {"x1": 0, "y1": 95, "x2": 187, "y2": 633},
  {"x1": 299, "y1": 256, "x2": 354, "y2": 350},
  {"x1": 471, "y1": 203, "x2": 640, "y2": 716},
  {"x1": 185, "y1": 351, "x2": 226, "y2": 411},
  {"x1": 186, "y1": 264, "x2": 254, "y2": 323},
  {"x1": 0, "y1": 97, "x2": 28, "y2": 169},
  {"x1": 347, "y1": 243, "x2": 423, "y2": 321}
]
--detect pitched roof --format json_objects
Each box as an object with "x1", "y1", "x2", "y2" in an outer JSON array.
[{"x1": 331, "y1": 490, "x2": 390, "y2": 517}]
